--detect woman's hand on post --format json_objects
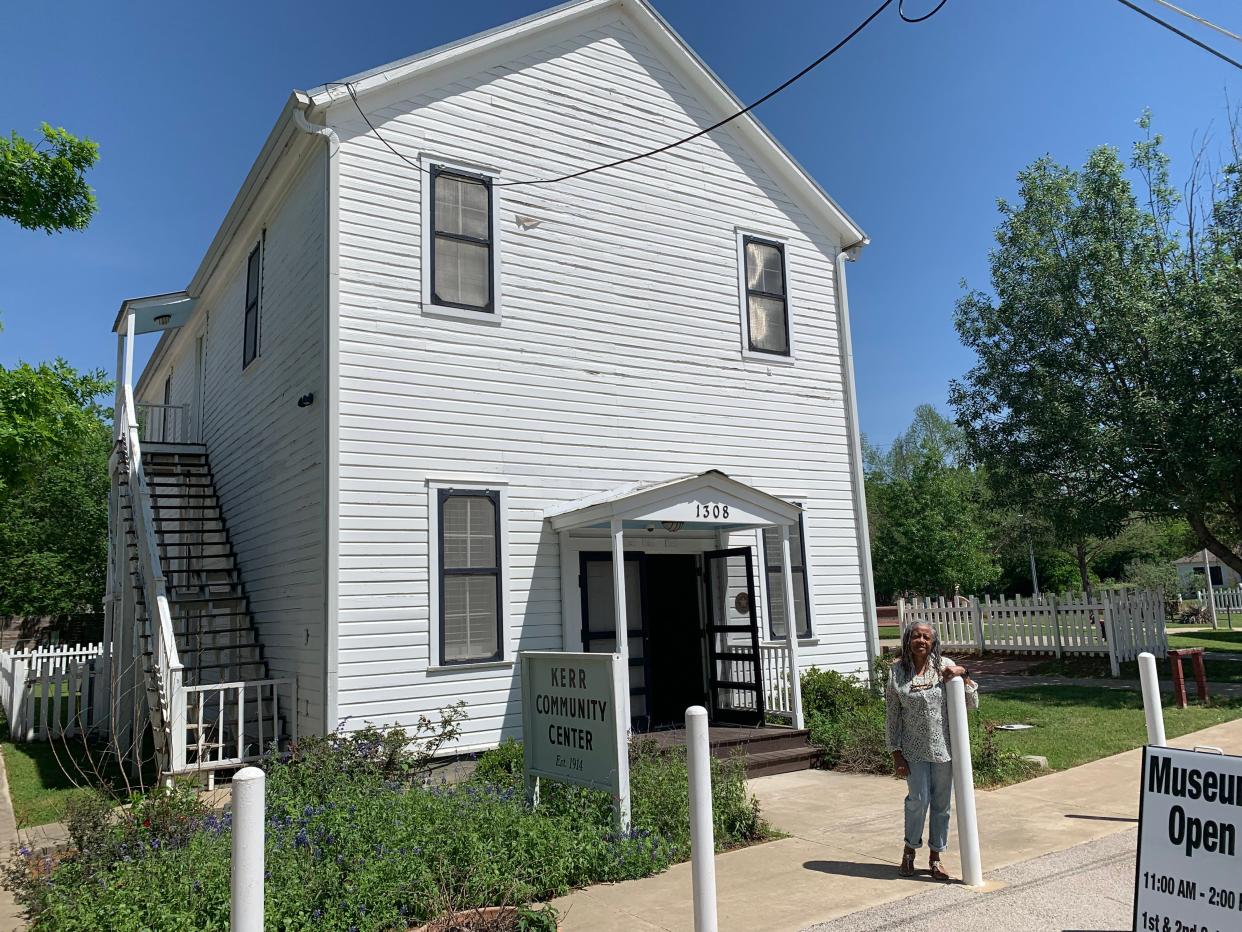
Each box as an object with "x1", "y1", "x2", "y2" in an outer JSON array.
[
  {"x1": 892, "y1": 751, "x2": 909, "y2": 778},
  {"x1": 941, "y1": 664, "x2": 967, "y2": 680}
]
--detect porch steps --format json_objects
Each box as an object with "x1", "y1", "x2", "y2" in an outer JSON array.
[{"x1": 646, "y1": 726, "x2": 821, "y2": 778}]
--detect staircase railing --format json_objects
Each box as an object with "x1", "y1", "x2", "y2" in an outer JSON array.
[{"x1": 118, "y1": 384, "x2": 187, "y2": 774}]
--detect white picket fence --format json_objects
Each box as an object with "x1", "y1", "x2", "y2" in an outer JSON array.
[
  {"x1": 0, "y1": 643, "x2": 104, "y2": 741},
  {"x1": 898, "y1": 589, "x2": 1167, "y2": 677},
  {"x1": 1200, "y1": 587, "x2": 1242, "y2": 627}
]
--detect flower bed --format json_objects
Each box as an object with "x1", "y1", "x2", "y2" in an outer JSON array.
[{"x1": 5, "y1": 720, "x2": 771, "y2": 930}]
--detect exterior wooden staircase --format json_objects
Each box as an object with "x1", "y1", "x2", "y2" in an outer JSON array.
[{"x1": 118, "y1": 444, "x2": 290, "y2": 772}]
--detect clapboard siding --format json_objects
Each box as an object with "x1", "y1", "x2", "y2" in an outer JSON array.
[
  {"x1": 330, "y1": 15, "x2": 868, "y2": 749},
  {"x1": 138, "y1": 151, "x2": 328, "y2": 738}
]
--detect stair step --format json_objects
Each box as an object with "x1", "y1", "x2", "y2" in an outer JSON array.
[
  {"x1": 742, "y1": 747, "x2": 822, "y2": 778},
  {"x1": 709, "y1": 728, "x2": 815, "y2": 757},
  {"x1": 123, "y1": 502, "x2": 223, "y2": 514},
  {"x1": 143, "y1": 628, "x2": 258, "y2": 646}
]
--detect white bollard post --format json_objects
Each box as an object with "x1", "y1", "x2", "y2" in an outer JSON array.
[
  {"x1": 231, "y1": 767, "x2": 265, "y2": 932},
  {"x1": 1137, "y1": 652, "x2": 1166, "y2": 747},
  {"x1": 686, "y1": 706, "x2": 718, "y2": 932},
  {"x1": 947, "y1": 677, "x2": 983, "y2": 887}
]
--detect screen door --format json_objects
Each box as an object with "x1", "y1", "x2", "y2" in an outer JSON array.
[{"x1": 703, "y1": 548, "x2": 764, "y2": 726}]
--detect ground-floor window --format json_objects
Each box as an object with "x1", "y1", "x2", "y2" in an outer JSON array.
[{"x1": 438, "y1": 489, "x2": 503, "y2": 664}]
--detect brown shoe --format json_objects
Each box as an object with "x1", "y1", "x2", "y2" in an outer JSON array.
[
  {"x1": 899, "y1": 851, "x2": 915, "y2": 877},
  {"x1": 928, "y1": 859, "x2": 952, "y2": 882}
]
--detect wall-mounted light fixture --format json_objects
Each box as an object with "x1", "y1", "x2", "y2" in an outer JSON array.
[
  {"x1": 297, "y1": 393, "x2": 315, "y2": 408},
  {"x1": 661, "y1": 521, "x2": 683, "y2": 532},
  {"x1": 153, "y1": 314, "x2": 172, "y2": 326}
]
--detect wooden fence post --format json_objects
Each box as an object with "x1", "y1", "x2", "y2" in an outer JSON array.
[
  {"x1": 1103, "y1": 595, "x2": 1120, "y2": 677},
  {"x1": 972, "y1": 597, "x2": 984, "y2": 653},
  {"x1": 1050, "y1": 593, "x2": 1062, "y2": 658}
]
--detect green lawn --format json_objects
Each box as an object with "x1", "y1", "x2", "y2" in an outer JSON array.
[
  {"x1": 0, "y1": 711, "x2": 135, "y2": 828},
  {"x1": 1167, "y1": 629, "x2": 1242, "y2": 652},
  {"x1": 878, "y1": 624, "x2": 900, "y2": 640},
  {"x1": 982, "y1": 685, "x2": 1242, "y2": 774}
]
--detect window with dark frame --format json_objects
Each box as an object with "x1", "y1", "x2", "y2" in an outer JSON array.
[
  {"x1": 430, "y1": 166, "x2": 493, "y2": 312},
  {"x1": 242, "y1": 238, "x2": 263, "y2": 368},
  {"x1": 763, "y1": 516, "x2": 812, "y2": 640},
  {"x1": 743, "y1": 236, "x2": 790, "y2": 355},
  {"x1": 438, "y1": 489, "x2": 503, "y2": 664}
]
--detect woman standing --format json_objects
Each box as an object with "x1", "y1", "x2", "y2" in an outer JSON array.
[{"x1": 885, "y1": 622, "x2": 978, "y2": 880}]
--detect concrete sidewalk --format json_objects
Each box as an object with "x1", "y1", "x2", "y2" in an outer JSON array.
[
  {"x1": 808, "y1": 827, "x2": 1138, "y2": 931},
  {"x1": 552, "y1": 717, "x2": 1242, "y2": 932}
]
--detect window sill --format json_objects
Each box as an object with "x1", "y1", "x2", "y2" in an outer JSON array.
[
  {"x1": 741, "y1": 349, "x2": 796, "y2": 365},
  {"x1": 422, "y1": 303, "x2": 503, "y2": 326},
  {"x1": 426, "y1": 659, "x2": 514, "y2": 674},
  {"x1": 761, "y1": 638, "x2": 819, "y2": 648}
]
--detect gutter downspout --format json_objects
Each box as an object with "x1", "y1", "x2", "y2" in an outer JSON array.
[
  {"x1": 834, "y1": 240, "x2": 881, "y2": 682},
  {"x1": 293, "y1": 97, "x2": 342, "y2": 736}
]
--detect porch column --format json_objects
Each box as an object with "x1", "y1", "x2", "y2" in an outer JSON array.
[
  {"x1": 610, "y1": 517, "x2": 631, "y2": 733},
  {"x1": 780, "y1": 523, "x2": 805, "y2": 729}
]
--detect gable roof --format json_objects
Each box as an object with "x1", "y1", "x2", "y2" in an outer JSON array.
[{"x1": 304, "y1": 0, "x2": 867, "y2": 251}]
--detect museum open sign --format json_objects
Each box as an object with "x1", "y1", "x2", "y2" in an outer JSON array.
[
  {"x1": 519, "y1": 651, "x2": 631, "y2": 827},
  {"x1": 1133, "y1": 745, "x2": 1242, "y2": 932}
]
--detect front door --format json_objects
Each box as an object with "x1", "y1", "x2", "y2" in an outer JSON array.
[
  {"x1": 703, "y1": 548, "x2": 765, "y2": 726},
  {"x1": 580, "y1": 553, "x2": 651, "y2": 730}
]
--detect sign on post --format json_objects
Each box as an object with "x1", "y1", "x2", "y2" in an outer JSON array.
[
  {"x1": 519, "y1": 650, "x2": 630, "y2": 829},
  {"x1": 1134, "y1": 746, "x2": 1242, "y2": 932}
]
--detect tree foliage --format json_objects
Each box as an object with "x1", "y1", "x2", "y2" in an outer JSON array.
[
  {"x1": 951, "y1": 112, "x2": 1242, "y2": 578},
  {"x1": 865, "y1": 405, "x2": 1001, "y2": 600},
  {"x1": 0, "y1": 362, "x2": 112, "y2": 615},
  {"x1": 0, "y1": 124, "x2": 98, "y2": 233}
]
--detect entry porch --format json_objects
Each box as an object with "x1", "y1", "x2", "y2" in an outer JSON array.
[{"x1": 547, "y1": 470, "x2": 811, "y2": 733}]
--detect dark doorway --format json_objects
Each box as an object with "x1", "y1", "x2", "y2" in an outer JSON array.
[{"x1": 645, "y1": 555, "x2": 707, "y2": 727}]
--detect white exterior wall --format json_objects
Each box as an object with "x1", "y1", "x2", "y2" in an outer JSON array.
[
  {"x1": 328, "y1": 13, "x2": 869, "y2": 750},
  {"x1": 137, "y1": 150, "x2": 328, "y2": 738}
]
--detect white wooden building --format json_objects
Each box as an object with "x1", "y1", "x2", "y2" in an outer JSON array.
[{"x1": 103, "y1": 0, "x2": 879, "y2": 776}]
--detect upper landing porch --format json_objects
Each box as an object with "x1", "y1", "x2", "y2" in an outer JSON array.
[{"x1": 113, "y1": 291, "x2": 199, "y2": 446}]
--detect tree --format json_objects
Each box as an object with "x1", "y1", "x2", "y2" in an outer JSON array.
[
  {"x1": 951, "y1": 113, "x2": 1242, "y2": 581},
  {"x1": 0, "y1": 124, "x2": 98, "y2": 233},
  {"x1": 0, "y1": 361, "x2": 112, "y2": 615},
  {"x1": 866, "y1": 406, "x2": 1001, "y2": 600}
]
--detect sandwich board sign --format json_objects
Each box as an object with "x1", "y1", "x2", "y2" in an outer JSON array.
[
  {"x1": 1134, "y1": 745, "x2": 1242, "y2": 932},
  {"x1": 519, "y1": 650, "x2": 630, "y2": 829}
]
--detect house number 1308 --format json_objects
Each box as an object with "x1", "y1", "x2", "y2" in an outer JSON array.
[{"x1": 696, "y1": 503, "x2": 729, "y2": 519}]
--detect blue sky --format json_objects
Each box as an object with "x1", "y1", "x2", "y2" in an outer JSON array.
[{"x1": 1, "y1": 0, "x2": 1238, "y2": 446}]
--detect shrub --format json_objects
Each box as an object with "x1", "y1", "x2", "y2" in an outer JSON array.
[
  {"x1": 7, "y1": 717, "x2": 771, "y2": 930},
  {"x1": 971, "y1": 720, "x2": 1037, "y2": 786},
  {"x1": 801, "y1": 660, "x2": 1031, "y2": 783}
]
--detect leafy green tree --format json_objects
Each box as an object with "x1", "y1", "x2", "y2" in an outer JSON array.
[
  {"x1": 866, "y1": 406, "x2": 1001, "y2": 600},
  {"x1": 0, "y1": 361, "x2": 112, "y2": 615},
  {"x1": 0, "y1": 124, "x2": 98, "y2": 233},
  {"x1": 951, "y1": 113, "x2": 1242, "y2": 582}
]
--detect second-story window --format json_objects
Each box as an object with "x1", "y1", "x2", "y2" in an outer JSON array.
[
  {"x1": 431, "y1": 166, "x2": 493, "y2": 312},
  {"x1": 243, "y1": 236, "x2": 263, "y2": 368},
  {"x1": 743, "y1": 236, "x2": 789, "y2": 355}
]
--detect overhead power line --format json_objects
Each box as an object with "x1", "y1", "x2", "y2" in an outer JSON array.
[
  {"x1": 326, "y1": 0, "x2": 950, "y2": 188},
  {"x1": 1113, "y1": 0, "x2": 1242, "y2": 71},
  {"x1": 1149, "y1": 0, "x2": 1242, "y2": 45}
]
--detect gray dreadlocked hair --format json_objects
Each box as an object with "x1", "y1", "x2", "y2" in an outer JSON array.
[{"x1": 899, "y1": 622, "x2": 942, "y2": 678}]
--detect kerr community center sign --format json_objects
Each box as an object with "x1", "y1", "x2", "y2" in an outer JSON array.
[
  {"x1": 519, "y1": 651, "x2": 631, "y2": 827},
  {"x1": 1134, "y1": 745, "x2": 1242, "y2": 932}
]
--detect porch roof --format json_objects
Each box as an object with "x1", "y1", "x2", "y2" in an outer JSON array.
[{"x1": 545, "y1": 470, "x2": 801, "y2": 532}]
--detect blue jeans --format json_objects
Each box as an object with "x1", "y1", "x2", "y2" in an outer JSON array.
[{"x1": 903, "y1": 758, "x2": 953, "y2": 852}]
